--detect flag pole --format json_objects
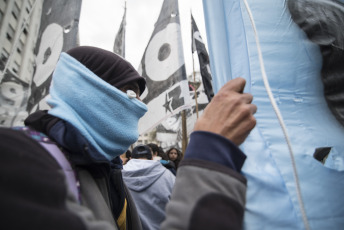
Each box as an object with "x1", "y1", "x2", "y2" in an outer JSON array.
[
  {"x1": 191, "y1": 12, "x2": 199, "y2": 119},
  {"x1": 113, "y1": 0, "x2": 126, "y2": 57},
  {"x1": 181, "y1": 110, "x2": 188, "y2": 154},
  {"x1": 192, "y1": 53, "x2": 199, "y2": 119}
]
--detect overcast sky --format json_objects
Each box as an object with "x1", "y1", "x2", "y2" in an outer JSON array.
[{"x1": 78, "y1": 0, "x2": 207, "y2": 76}]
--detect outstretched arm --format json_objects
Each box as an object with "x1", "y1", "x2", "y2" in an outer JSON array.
[{"x1": 161, "y1": 78, "x2": 257, "y2": 230}]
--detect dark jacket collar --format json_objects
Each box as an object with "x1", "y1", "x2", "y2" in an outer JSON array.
[
  {"x1": 24, "y1": 110, "x2": 59, "y2": 134},
  {"x1": 25, "y1": 111, "x2": 122, "y2": 169}
]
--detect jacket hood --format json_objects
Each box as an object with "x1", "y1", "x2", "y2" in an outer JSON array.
[{"x1": 122, "y1": 159, "x2": 166, "y2": 192}]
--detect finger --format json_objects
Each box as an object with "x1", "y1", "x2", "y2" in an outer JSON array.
[
  {"x1": 249, "y1": 103, "x2": 257, "y2": 114},
  {"x1": 241, "y1": 93, "x2": 254, "y2": 104},
  {"x1": 220, "y1": 77, "x2": 246, "y2": 93}
]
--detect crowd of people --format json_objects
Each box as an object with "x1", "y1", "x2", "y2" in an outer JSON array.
[
  {"x1": 121, "y1": 143, "x2": 182, "y2": 174},
  {"x1": 122, "y1": 144, "x2": 176, "y2": 230},
  {"x1": 0, "y1": 46, "x2": 257, "y2": 230}
]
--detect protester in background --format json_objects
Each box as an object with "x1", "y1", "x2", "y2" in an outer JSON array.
[
  {"x1": 148, "y1": 143, "x2": 176, "y2": 175},
  {"x1": 122, "y1": 144, "x2": 175, "y2": 230},
  {"x1": 158, "y1": 146, "x2": 168, "y2": 160},
  {"x1": 166, "y1": 147, "x2": 182, "y2": 170},
  {"x1": 147, "y1": 143, "x2": 161, "y2": 161},
  {"x1": 120, "y1": 150, "x2": 131, "y2": 165},
  {"x1": 126, "y1": 150, "x2": 132, "y2": 160}
]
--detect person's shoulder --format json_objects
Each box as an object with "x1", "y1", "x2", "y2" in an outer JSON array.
[
  {"x1": 123, "y1": 159, "x2": 135, "y2": 170},
  {"x1": 1, "y1": 127, "x2": 62, "y2": 169},
  {"x1": 161, "y1": 164, "x2": 176, "y2": 179},
  {"x1": 1, "y1": 127, "x2": 46, "y2": 155}
]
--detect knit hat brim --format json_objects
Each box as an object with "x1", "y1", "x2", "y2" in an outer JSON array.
[{"x1": 66, "y1": 46, "x2": 146, "y2": 95}]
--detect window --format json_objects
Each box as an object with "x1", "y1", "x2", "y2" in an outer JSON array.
[
  {"x1": 27, "y1": 0, "x2": 33, "y2": 13},
  {"x1": 1, "y1": 48, "x2": 9, "y2": 61},
  {"x1": 0, "y1": 10, "x2": 3, "y2": 24},
  {"x1": 0, "y1": 49, "x2": 9, "y2": 71},
  {"x1": 12, "y1": 61, "x2": 20, "y2": 73},
  {"x1": 12, "y1": 2, "x2": 20, "y2": 20},
  {"x1": 6, "y1": 25, "x2": 15, "y2": 41},
  {"x1": 20, "y1": 32, "x2": 27, "y2": 44},
  {"x1": 17, "y1": 40, "x2": 24, "y2": 54}
]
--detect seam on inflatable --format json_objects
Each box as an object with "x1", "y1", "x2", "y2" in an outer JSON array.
[{"x1": 241, "y1": 0, "x2": 310, "y2": 229}]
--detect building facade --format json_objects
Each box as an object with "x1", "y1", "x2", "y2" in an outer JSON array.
[
  {"x1": 0, "y1": 0, "x2": 43, "y2": 126},
  {"x1": 0, "y1": 0, "x2": 43, "y2": 83}
]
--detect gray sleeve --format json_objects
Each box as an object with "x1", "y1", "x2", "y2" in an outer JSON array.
[
  {"x1": 69, "y1": 169, "x2": 118, "y2": 230},
  {"x1": 65, "y1": 190, "x2": 118, "y2": 230},
  {"x1": 161, "y1": 159, "x2": 246, "y2": 230}
]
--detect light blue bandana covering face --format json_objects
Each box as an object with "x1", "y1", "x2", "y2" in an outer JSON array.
[{"x1": 47, "y1": 53, "x2": 148, "y2": 160}]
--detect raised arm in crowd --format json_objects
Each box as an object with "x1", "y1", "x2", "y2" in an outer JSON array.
[{"x1": 161, "y1": 77, "x2": 257, "y2": 230}]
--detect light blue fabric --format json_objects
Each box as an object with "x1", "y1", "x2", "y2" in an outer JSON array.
[
  {"x1": 47, "y1": 53, "x2": 147, "y2": 160},
  {"x1": 203, "y1": 0, "x2": 344, "y2": 229},
  {"x1": 123, "y1": 159, "x2": 175, "y2": 230}
]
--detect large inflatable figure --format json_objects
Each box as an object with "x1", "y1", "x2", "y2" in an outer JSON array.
[{"x1": 203, "y1": 0, "x2": 344, "y2": 229}]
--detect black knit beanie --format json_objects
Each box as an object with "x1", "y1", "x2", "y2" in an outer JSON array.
[{"x1": 66, "y1": 46, "x2": 146, "y2": 95}]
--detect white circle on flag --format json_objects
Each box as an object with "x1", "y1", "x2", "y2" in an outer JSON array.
[
  {"x1": 144, "y1": 22, "x2": 184, "y2": 82},
  {"x1": 33, "y1": 23, "x2": 63, "y2": 86}
]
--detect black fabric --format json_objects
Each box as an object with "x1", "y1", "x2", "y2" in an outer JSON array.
[
  {"x1": 191, "y1": 14, "x2": 214, "y2": 102},
  {"x1": 288, "y1": 0, "x2": 344, "y2": 127},
  {"x1": 123, "y1": 182, "x2": 143, "y2": 230},
  {"x1": 25, "y1": 111, "x2": 108, "y2": 165},
  {"x1": 66, "y1": 46, "x2": 146, "y2": 95},
  {"x1": 110, "y1": 169, "x2": 126, "y2": 219},
  {"x1": 189, "y1": 193, "x2": 244, "y2": 230},
  {"x1": 313, "y1": 147, "x2": 332, "y2": 163},
  {"x1": 0, "y1": 128, "x2": 86, "y2": 230},
  {"x1": 24, "y1": 110, "x2": 60, "y2": 134},
  {"x1": 161, "y1": 160, "x2": 176, "y2": 175}
]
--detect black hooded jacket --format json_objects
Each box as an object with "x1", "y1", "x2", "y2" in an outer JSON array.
[{"x1": 0, "y1": 110, "x2": 142, "y2": 230}]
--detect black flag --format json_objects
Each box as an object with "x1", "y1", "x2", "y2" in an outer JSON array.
[
  {"x1": 27, "y1": 0, "x2": 82, "y2": 113},
  {"x1": 0, "y1": 0, "x2": 81, "y2": 127},
  {"x1": 191, "y1": 14, "x2": 214, "y2": 102},
  {"x1": 138, "y1": 0, "x2": 191, "y2": 134},
  {"x1": 113, "y1": 3, "x2": 126, "y2": 57}
]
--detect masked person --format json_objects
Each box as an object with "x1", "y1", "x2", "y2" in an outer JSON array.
[
  {"x1": 1, "y1": 46, "x2": 257, "y2": 230},
  {"x1": 1, "y1": 46, "x2": 146, "y2": 230}
]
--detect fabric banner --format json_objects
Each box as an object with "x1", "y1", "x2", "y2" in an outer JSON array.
[
  {"x1": 156, "y1": 78, "x2": 209, "y2": 149},
  {"x1": 113, "y1": 3, "x2": 126, "y2": 57},
  {"x1": 203, "y1": 0, "x2": 344, "y2": 229},
  {"x1": 0, "y1": 0, "x2": 81, "y2": 127},
  {"x1": 26, "y1": 0, "x2": 81, "y2": 114},
  {"x1": 138, "y1": 0, "x2": 191, "y2": 135},
  {"x1": 191, "y1": 14, "x2": 214, "y2": 102}
]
